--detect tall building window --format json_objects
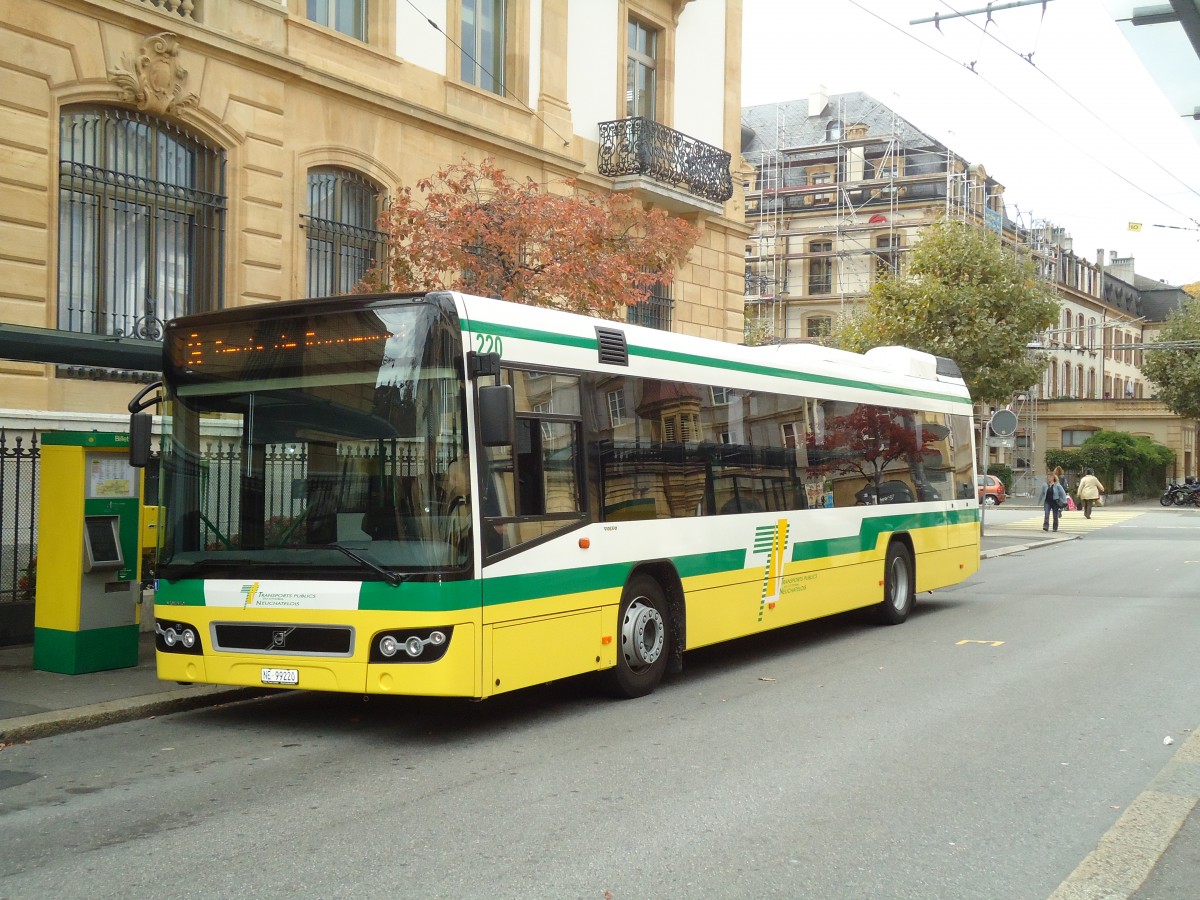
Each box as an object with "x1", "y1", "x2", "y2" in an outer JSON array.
[
  {"x1": 307, "y1": 0, "x2": 367, "y2": 40},
  {"x1": 607, "y1": 389, "x2": 627, "y2": 427},
  {"x1": 461, "y1": 0, "x2": 507, "y2": 95},
  {"x1": 806, "y1": 316, "x2": 832, "y2": 340},
  {"x1": 626, "y1": 17, "x2": 658, "y2": 119},
  {"x1": 627, "y1": 274, "x2": 672, "y2": 331},
  {"x1": 873, "y1": 233, "x2": 901, "y2": 278},
  {"x1": 808, "y1": 240, "x2": 833, "y2": 295},
  {"x1": 305, "y1": 167, "x2": 386, "y2": 296},
  {"x1": 58, "y1": 106, "x2": 226, "y2": 341}
]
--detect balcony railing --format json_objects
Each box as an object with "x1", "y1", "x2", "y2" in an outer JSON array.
[{"x1": 598, "y1": 117, "x2": 733, "y2": 205}]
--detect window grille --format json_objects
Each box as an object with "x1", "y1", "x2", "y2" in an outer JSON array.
[
  {"x1": 304, "y1": 167, "x2": 387, "y2": 296},
  {"x1": 627, "y1": 278, "x2": 673, "y2": 331},
  {"x1": 57, "y1": 106, "x2": 226, "y2": 342}
]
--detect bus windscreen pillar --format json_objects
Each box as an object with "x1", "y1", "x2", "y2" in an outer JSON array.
[{"x1": 33, "y1": 432, "x2": 142, "y2": 674}]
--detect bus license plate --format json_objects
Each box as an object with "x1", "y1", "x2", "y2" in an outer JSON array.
[{"x1": 261, "y1": 667, "x2": 299, "y2": 686}]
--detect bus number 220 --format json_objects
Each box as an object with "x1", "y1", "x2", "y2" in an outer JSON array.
[{"x1": 476, "y1": 334, "x2": 503, "y2": 356}]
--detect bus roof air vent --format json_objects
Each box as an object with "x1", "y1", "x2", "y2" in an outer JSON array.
[
  {"x1": 935, "y1": 356, "x2": 963, "y2": 378},
  {"x1": 596, "y1": 326, "x2": 629, "y2": 366}
]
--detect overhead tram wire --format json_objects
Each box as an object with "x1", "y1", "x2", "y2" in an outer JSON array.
[
  {"x1": 846, "y1": 0, "x2": 1200, "y2": 231},
  {"x1": 935, "y1": 0, "x2": 1200, "y2": 217},
  {"x1": 401, "y1": 0, "x2": 572, "y2": 149}
]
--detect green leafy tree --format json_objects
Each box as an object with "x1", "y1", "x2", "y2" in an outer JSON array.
[
  {"x1": 1141, "y1": 296, "x2": 1200, "y2": 419},
  {"x1": 1046, "y1": 430, "x2": 1172, "y2": 499},
  {"x1": 834, "y1": 218, "x2": 1058, "y2": 405},
  {"x1": 361, "y1": 157, "x2": 700, "y2": 319}
]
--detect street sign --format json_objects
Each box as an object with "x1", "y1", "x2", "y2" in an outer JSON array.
[
  {"x1": 989, "y1": 409, "x2": 1018, "y2": 436},
  {"x1": 988, "y1": 436, "x2": 1015, "y2": 448}
]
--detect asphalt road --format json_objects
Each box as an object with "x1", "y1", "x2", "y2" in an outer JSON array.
[{"x1": 1, "y1": 508, "x2": 1197, "y2": 899}]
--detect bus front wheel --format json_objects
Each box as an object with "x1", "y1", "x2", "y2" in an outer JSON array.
[
  {"x1": 876, "y1": 542, "x2": 915, "y2": 626},
  {"x1": 606, "y1": 574, "x2": 671, "y2": 699}
]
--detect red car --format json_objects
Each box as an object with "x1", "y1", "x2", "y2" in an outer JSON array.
[{"x1": 977, "y1": 475, "x2": 1007, "y2": 506}]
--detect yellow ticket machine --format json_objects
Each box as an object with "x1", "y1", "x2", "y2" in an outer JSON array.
[{"x1": 33, "y1": 432, "x2": 142, "y2": 674}]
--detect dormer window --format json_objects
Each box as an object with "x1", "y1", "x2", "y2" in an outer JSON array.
[{"x1": 826, "y1": 120, "x2": 842, "y2": 142}]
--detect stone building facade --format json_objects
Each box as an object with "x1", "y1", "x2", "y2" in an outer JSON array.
[{"x1": 0, "y1": 0, "x2": 748, "y2": 427}]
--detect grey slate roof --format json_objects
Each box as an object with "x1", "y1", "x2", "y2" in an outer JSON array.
[{"x1": 741, "y1": 91, "x2": 944, "y2": 155}]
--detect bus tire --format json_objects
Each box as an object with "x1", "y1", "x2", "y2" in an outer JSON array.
[
  {"x1": 876, "y1": 542, "x2": 915, "y2": 626},
  {"x1": 606, "y1": 574, "x2": 671, "y2": 699}
]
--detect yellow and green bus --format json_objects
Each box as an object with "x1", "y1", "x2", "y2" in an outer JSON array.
[{"x1": 133, "y1": 290, "x2": 979, "y2": 700}]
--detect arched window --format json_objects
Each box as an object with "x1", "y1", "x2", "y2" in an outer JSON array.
[
  {"x1": 1087, "y1": 368, "x2": 1097, "y2": 398},
  {"x1": 305, "y1": 167, "x2": 387, "y2": 296},
  {"x1": 826, "y1": 120, "x2": 842, "y2": 142},
  {"x1": 58, "y1": 105, "x2": 226, "y2": 340},
  {"x1": 1061, "y1": 362, "x2": 1071, "y2": 397},
  {"x1": 1076, "y1": 313, "x2": 1084, "y2": 346},
  {"x1": 1076, "y1": 364, "x2": 1084, "y2": 397},
  {"x1": 1049, "y1": 361, "x2": 1058, "y2": 397},
  {"x1": 1088, "y1": 317, "x2": 1097, "y2": 349}
]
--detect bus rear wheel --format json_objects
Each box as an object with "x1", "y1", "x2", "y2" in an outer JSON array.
[
  {"x1": 606, "y1": 574, "x2": 670, "y2": 699},
  {"x1": 876, "y1": 542, "x2": 915, "y2": 626}
]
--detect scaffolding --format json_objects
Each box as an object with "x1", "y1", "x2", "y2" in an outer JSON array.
[{"x1": 743, "y1": 93, "x2": 1017, "y2": 344}]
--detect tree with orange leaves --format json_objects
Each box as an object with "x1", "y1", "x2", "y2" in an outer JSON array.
[{"x1": 362, "y1": 158, "x2": 700, "y2": 319}]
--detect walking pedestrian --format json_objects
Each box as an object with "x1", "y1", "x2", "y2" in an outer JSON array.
[
  {"x1": 1076, "y1": 467, "x2": 1106, "y2": 519},
  {"x1": 1035, "y1": 473, "x2": 1067, "y2": 532}
]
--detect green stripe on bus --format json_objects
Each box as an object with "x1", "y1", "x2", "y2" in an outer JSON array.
[
  {"x1": 155, "y1": 580, "x2": 207, "y2": 606},
  {"x1": 466, "y1": 319, "x2": 972, "y2": 406},
  {"x1": 358, "y1": 579, "x2": 482, "y2": 612},
  {"x1": 162, "y1": 509, "x2": 979, "y2": 612}
]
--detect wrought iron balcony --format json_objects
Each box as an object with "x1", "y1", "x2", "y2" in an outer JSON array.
[{"x1": 598, "y1": 117, "x2": 733, "y2": 208}]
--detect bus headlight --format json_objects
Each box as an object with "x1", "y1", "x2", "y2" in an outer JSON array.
[
  {"x1": 156, "y1": 619, "x2": 203, "y2": 655},
  {"x1": 370, "y1": 627, "x2": 453, "y2": 663}
]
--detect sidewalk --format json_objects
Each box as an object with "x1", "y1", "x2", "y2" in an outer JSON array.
[{"x1": 0, "y1": 631, "x2": 263, "y2": 744}]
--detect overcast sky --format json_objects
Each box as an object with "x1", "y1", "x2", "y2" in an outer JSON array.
[{"x1": 740, "y1": 0, "x2": 1200, "y2": 287}]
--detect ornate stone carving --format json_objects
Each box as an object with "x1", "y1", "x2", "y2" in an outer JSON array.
[
  {"x1": 671, "y1": 0, "x2": 697, "y2": 24},
  {"x1": 110, "y1": 32, "x2": 198, "y2": 116}
]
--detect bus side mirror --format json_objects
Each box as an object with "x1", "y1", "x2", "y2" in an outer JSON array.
[
  {"x1": 127, "y1": 381, "x2": 162, "y2": 468},
  {"x1": 479, "y1": 384, "x2": 514, "y2": 447},
  {"x1": 129, "y1": 413, "x2": 154, "y2": 468}
]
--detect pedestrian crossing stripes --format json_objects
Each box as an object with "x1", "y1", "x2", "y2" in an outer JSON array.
[{"x1": 999, "y1": 509, "x2": 1145, "y2": 534}]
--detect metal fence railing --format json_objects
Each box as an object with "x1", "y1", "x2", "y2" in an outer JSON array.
[{"x1": 0, "y1": 431, "x2": 39, "y2": 606}]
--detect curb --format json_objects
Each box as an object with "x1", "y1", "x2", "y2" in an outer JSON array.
[
  {"x1": 0, "y1": 686, "x2": 269, "y2": 744},
  {"x1": 1050, "y1": 729, "x2": 1200, "y2": 899},
  {"x1": 981, "y1": 533, "x2": 1080, "y2": 559}
]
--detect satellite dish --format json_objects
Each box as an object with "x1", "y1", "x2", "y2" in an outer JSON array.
[{"x1": 988, "y1": 409, "x2": 1018, "y2": 436}]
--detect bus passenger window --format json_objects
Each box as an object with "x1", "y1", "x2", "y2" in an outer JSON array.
[{"x1": 516, "y1": 418, "x2": 545, "y2": 515}]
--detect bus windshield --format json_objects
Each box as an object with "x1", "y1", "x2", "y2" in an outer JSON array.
[{"x1": 156, "y1": 299, "x2": 470, "y2": 581}]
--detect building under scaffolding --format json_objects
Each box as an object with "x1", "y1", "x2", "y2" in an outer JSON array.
[
  {"x1": 741, "y1": 89, "x2": 1024, "y2": 344},
  {"x1": 740, "y1": 89, "x2": 1197, "y2": 488}
]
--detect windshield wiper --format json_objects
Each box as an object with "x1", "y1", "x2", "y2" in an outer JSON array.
[{"x1": 326, "y1": 544, "x2": 403, "y2": 587}]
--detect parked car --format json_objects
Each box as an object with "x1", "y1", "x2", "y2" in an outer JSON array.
[
  {"x1": 977, "y1": 474, "x2": 1006, "y2": 505},
  {"x1": 856, "y1": 480, "x2": 914, "y2": 505}
]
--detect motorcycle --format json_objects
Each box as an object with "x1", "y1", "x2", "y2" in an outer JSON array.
[
  {"x1": 1161, "y1": 478, "x2": 1200, "y2": 507},
  {"x1": 1160, "y1": 480, "x2": 1186, "y2": 506}
]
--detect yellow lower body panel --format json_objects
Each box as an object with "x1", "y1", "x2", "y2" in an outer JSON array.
[
  {"x1": 683, "y1": 539, "x2": 980, "y2": 651},
  {"x1": 155, "y1": 605, "x2": 485, "y2": 698},
  {"x1": 487, "y1": 608, "x2": 615, "y2": 696}
]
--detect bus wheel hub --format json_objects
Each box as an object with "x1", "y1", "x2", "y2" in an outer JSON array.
[{"x1": 622, "y1": 599, "x2": 664, "y2": 668}]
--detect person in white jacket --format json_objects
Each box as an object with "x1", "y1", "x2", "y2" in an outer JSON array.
[{"x1": 1076, "y1": 468, "x2": 1106, "y2": 519}]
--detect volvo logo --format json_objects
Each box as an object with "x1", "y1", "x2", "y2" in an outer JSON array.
[{"x1": 268, "y1": 627, "x2": 295, "y2": 651}]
